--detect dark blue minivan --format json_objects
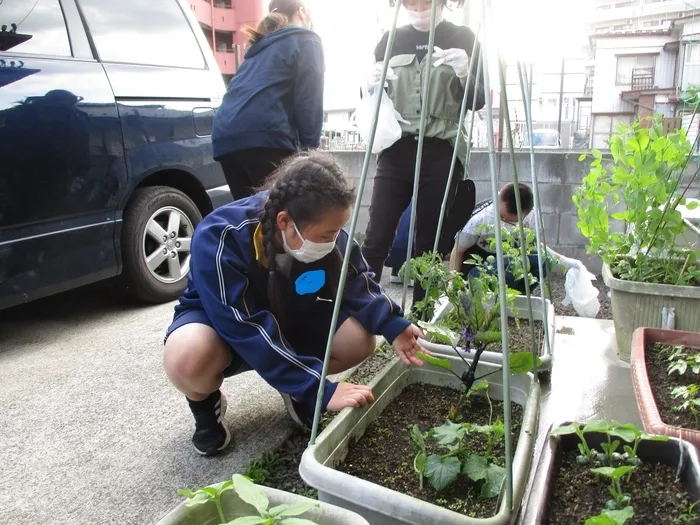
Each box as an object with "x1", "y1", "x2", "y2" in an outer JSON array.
[{"x1": 0, "y1": 0, "x2": 232, "y2": 309}]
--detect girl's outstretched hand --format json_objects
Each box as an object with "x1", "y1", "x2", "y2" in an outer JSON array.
[
  {"x1": 392, "y1": 324, "x2": 428, "y2": 366},
  {"x1": 327, "y1": 382, "x2": 375, "y2": 412}
]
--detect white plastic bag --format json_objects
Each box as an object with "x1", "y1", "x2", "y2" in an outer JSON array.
[
  {"x1": 562, "y1": 262, "x2": 601, "y2": 318},
  {"x1": 355, "y1": 86, "x2": 408, "y2": 154}
]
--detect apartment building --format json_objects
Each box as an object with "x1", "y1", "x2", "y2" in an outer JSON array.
[
  {"x1": 188, "y1": 0, "x2": 263, "y2": 81},
  {"x1": 591, "y1": 0, "x2": 697, "y2": 33},
  {"x1": 582, "y1": 1, "x2": 700, "y2": 148}
]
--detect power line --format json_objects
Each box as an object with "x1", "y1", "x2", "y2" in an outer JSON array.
[{"x1": 16, "y1": 0, "x2": 40, "y2": 28}]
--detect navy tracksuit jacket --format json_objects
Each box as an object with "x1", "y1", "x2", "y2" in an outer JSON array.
[{"x1": 174, "y1": 192, "x2": 410, "y2": 411}]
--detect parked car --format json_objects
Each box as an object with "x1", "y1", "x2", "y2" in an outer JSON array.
[
  {"x1": 522, "y1": 128, "x2": 561, "y2": 149},
  {"x1": 0, "y1": 0, "x2": 231, "y2": 310}
]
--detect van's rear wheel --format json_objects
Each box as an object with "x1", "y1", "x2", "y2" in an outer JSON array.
[{"x1": 121, "y1": 186, "x2": 202, "y2": 303}]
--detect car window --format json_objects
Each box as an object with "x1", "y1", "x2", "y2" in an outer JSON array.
[
  {"x1": 0, "y1": 0, "x2": 72, "y2": 57},
  {"x1": 78, "y1": 0, "x2": 205, "y2": 69}
]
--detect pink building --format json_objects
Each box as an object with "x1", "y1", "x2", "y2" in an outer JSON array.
[{"x1": 188, "y1": 0, "x2": 263, "y2": 81}]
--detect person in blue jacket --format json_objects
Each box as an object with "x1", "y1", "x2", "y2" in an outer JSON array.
[
  {"x1": 212, "y1": 0, "x2": 324, "y2": 200},
  {"x1": 163, "y1": 152, "x2": 427, "y2": 456}
]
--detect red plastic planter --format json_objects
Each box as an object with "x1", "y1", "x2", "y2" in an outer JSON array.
[{"x1": 631, "y1": 327, "x2": 700, "y2": 448}]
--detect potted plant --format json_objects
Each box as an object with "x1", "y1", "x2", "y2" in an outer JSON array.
[
  {"x1": 631, "y1": 326, "x2": 700, "y2": 449},
  {"x1": 298, "y1": 352, "x2": 541, "y2": 525},
  {"x1": 404, "y1": 251, "x2": 555, "y2": 374},
  {"x1": 157, "y1": 474, "x2": 369, "y2": 525},
  {"x1": 519, "y1": 420, "x2": 700, "y2": 524},
  {"x1": 574, "y1": 116, "x2": 700, "y2": 361}
]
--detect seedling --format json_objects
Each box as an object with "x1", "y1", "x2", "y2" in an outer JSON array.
[
  {"x1": 674, "y1": 500, "x2": 700, "y2": 523},
  {"x1": 672, "y1": 385, "x2": 700, "y2": 422},
  {"x1": 550, "y1": 421, "x2": 601, "y2": 465},
  {"x1": 179, "y1": 480, "x2": 234, "y2": 524},
  {"x1": 666, "y1": 345, "x2": 700, "y2": 376},
  {"x1": 179, "y1": 475, "x2": 320, "y2": 525},
  {"x1": 590, "y1": 466, "x2": 635, "y2": 511},
  {"x1": 606, "y1": 421, "x2": 668, "y2": 466},
  {"x1": 585, "y1": 506, "x2": 634, "y2": 525},
  {"x1": 226, "y1": 475, "x2": 319, "y2": 525},
  {"x1": 411, "y1": 424, "x2": 429, "y2": 491}
]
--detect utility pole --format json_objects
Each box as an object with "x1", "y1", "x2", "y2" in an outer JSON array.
[{"x1": 557, "y1": 58, "x2": 565, "y2": 137}]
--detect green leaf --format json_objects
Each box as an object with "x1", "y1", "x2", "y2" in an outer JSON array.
[
  {"x1": 226, "y1": 518, "x2": 267, "y2": 525},
  {"x1": 591, "y1": 465, "x2": 635, "y2": 480},
  {"x1": 687, "y1": 200, "x2": 699, "y2": 210},
  {"x1": 475, "y1": 331, "x2": 502, "y2": 345},
  {"x1": 425, "y1": 455, "x2": 461, "y2": 491},
  {"x1": 417, "y1": 322, "x2": 460, "y2": 346},
  {"x1": 608, "y1": 423, "x2": 641, "y2": 443},
  {"x1": 579, "y1": 153, "x2": 587, "y2": 161},
  {"x1": 199, "y1": 487, "x2": 219, "y2": 498},
  {"x1": 182, "y1": 493, "x2": 211, "y2": 507},
  {"x1": 269, "y1": 503, "x2": 318, "y2": 518},
  {"x1": 611, "y1": 212, "x2": 627, "y2": 221},
  {"x1": 433, "y1": 421, "x2": 467, "y2": 446},
  {"x1": 414, "y1": 452, "x2": 427, "y2": 474},
  {"x1": 550, "y1": 423, "x2": 579, "y2": 437},
  {"x1": 509, "y1": 352, "x2": 542, "y2": 374},
  {"x1": 232, "y1": 474, "x2": 269, "y2": 515},
  {"x1": 472, "y1": 379, "x2": 490, "y2": 392},
  {"x1": 481, "y1": 464, "x2": 506, "y2": 499},
  {"x1": 463, "y1": 454, "x2": 489, "y2": 481},
  {"x1": 603, "y1": 506, "x2": 634, "y2": 524},
  {"x1": 641, "y1": 432, "x2": 669, "y2": 442},
  {"x1": 583, "y1": 420, "x2": 611, "y2": 433},
  {"x1": 585, "y1": 515, "x2": 618, "y2": 525},
  {"x1": 410, "y1": 424, "x2": 426, "y2": 450},
  {"x1": 178, "y1": 489, "x2": 199, "y2": 499},
  {"x1": 416, "y1": 351, "x2": 453, "y2": 372},
  {"x1": 280, "y1": 519, "x2": 322, "y2": 525}
]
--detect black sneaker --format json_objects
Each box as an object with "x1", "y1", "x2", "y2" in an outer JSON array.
[
  {"x1": 280, "y1": 393, "x2": 314, "y2": 430},
  {"x1": 187, "y1": 391, "x2": 231, "y2": 456}
]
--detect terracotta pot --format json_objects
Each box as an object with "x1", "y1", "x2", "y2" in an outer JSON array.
[{"x1": 631, "y1": 327, "x2": 700, "y2": 447}]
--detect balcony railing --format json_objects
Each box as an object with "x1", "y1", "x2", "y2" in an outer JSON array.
[
  {"x1": 583, "y1": 76, "x2": 593, "y2": 96},
  {"x1": 631, "y1": 67, "x2": 654, "y2": 91}
]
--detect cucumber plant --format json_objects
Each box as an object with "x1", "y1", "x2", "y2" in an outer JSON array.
[
  {"x1": 406, "y1": 380, "x2": 508, "y2": 499},
  {"x1": 178, "y1": 474, "x2": 320, "y2": 525}
]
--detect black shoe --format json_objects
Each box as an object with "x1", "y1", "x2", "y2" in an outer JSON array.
[
  {"x1": 187, "y1": 391, "x2": 232, "y2": 456},
  {"x1": 280, "y1": 393, "x2": 314, "y2": 430}
]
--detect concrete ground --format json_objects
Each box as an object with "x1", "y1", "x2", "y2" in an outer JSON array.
[
  {"x1": 0, "y1": 273, "x2": 403, "y2": 525},
  {"x1": 0, "y1": 282, "x2": 301, "y2": 525},
  {"x1": 518, "y1": 315, "x2": 640, "y2": 524},
  {"x1": 0, "y1": 274, "x2": 636, "y2": 525}
]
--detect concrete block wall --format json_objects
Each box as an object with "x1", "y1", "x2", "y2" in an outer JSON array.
[{"x1": 330, "y1": 150, "x2": 700, "y2": 275}]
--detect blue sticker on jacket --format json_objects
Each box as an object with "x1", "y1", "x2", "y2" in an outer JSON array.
[{"x1": 295, "y1": 270, "x2": 326, "y2": 295}]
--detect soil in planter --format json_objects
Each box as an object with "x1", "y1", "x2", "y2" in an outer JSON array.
[
  {"x1": 489, "y1": 318, "x2": 544, "y2": 354},
  {"x1": 547, "y1": 449, "x2": 699, "y2": 525},
  {"x1": 242, "y1": 351, "x2": 394, "y2": 499},
  {"x1": 647, "y1": 343, "x2": 700, "y2": 430},
  {"x1": 339, "y1": 383, "x2": 524, "y2": 518}
]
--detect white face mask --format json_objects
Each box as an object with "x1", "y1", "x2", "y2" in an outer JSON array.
[
  {"x1": 405, "y1": 6, "x2": 444, "y2": 32},
  {"x1": 282, "y1": 222, "x2": 336, "y2": 263}
]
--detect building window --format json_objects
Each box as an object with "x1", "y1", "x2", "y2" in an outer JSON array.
[
  {"x1": 616, "y1": 55, "x2": 655, "y2": 85},
  {"x1": 683, "y1": 42, "x2": 700, "y2": 90},
  {"x1": 615, "y1": 1, "x2": 634, "y2": 7}
]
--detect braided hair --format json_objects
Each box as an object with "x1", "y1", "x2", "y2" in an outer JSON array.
[{"x1": 259, "y1": 152, "x2": 356, "y2": 329}]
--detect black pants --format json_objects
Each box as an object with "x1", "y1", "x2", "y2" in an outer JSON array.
[
  {"x1": 217, "y1": 147, "x2": 295, "y2": 200},
  {"x1": 361, "y1": 136, "x2": 464, "y2": 304}
]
